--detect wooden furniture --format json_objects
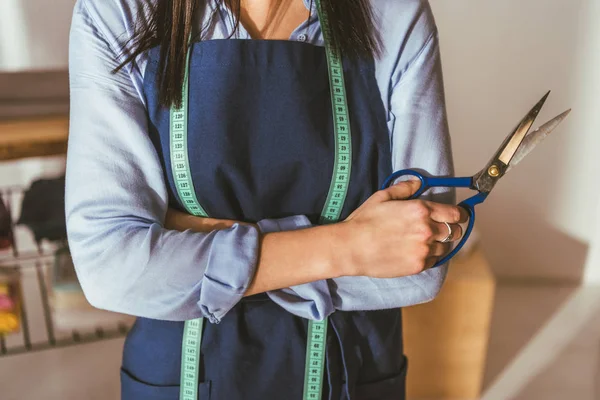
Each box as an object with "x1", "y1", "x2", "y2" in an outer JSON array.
[
  {"x1": 0, "y1": 70, "x2": 69, "y2": 160},
  {"x1": 0, "y1": 70, "x2": 69, "y2": 120},
  {"x1": 404, "y1": 246, "x2": 496, "y2": 399},
  {"x1": 0, "y1": 116, "x2": 68, "y2": 161}
]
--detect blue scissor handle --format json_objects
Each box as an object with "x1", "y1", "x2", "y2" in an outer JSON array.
[{"x1": 381, "y1": 169, "x2": 488, "y2": 268}]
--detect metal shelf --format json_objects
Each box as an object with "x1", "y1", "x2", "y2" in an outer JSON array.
[{"x1": 0, "y1": 185, "x2": 131, "y2": 358}]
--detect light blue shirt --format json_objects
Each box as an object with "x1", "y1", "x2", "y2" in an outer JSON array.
[{"x1": 66, "y1": 0, "x2": 454, "y2": 323}]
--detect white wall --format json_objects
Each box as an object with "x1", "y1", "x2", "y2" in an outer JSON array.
[
  {"x1": 0, "y1": 0, "x2": 76, "y2": 71},
  {"x1": 578, "y1": 0, "x2": 600, "y2": 284},
  {"x1": 430, "y1": 0, "x2": 599, "y2": 281}
]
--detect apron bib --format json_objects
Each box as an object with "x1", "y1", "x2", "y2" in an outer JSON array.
[{"x1": 121, "y1": 16, "x2": 406, "y2": 400}]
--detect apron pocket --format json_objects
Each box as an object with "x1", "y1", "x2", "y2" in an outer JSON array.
[
  {"x1": 354, "y1": 358, "x2": 407, "y2": 400},
  {"x1": 121, "y1": 368, "x2": 211, "y2": 400}
]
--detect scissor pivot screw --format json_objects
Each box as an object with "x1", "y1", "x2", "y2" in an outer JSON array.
[{"x1": 488, "y1": 165, "x2": 500, "y2": 177}]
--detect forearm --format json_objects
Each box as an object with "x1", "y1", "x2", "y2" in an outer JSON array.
[
  {"x1": 246, "y1": 224, "x2": 345, "y2": 296},
  {"x1": 165, "y1": 208, "x2": 347, "y2": 296}
]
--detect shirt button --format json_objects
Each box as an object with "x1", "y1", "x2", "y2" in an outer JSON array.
[{"x1": 297, "y1": 34, "x2": 308, "y2": 42}]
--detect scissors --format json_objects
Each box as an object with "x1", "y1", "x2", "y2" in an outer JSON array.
[{"x1": 381, "y1": 91, "x2": 571, "y2": 267}]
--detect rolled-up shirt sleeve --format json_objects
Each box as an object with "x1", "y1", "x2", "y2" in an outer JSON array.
[{"x1": 66, "y1": 1, "x2": 259, "y2": 323}]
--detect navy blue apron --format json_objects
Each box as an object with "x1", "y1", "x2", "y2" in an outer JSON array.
[{"x1": 120, "y1": 39, "x2": 407, "y2": 400}]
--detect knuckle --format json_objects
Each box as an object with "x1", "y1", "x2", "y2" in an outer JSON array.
[
  {"x1": 417, "y1": 223, "x2": 434, "y2": 240},
  {"x1": 451, "y1": 208, "x2": 462, "y2": 223},
  {"x1": 411, "y1": 201, "x2": 430, "y2": 218},
  {"x1": 371, "y1": 190, "x2": 385, "y2": 202},
  {"x1": 376, "y1": 190, "x2": 391, "y2": 202}
]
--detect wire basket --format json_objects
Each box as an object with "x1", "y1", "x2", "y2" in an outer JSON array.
[{"x1": 0, "y1": 185, "x2": 132, "y2": 357}]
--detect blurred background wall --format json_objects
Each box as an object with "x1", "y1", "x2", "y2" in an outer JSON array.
[
  {"x1": 430, "y1": 0, "x2": 599, "y2": 283},
  {"x1": 0, "y1": 0, "x2": 76, "y2": 71}
]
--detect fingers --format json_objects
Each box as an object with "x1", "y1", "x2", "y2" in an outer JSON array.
[
  {"x1": 431, "y1": 221, "x2": 463, "y2": 243},
  {"x1": 424, "y1": 257, "x2": 438, "y2": 270},
  {"x1": 381, "y1": 179, "x2": 422, "y2": 201},
  {"x1": 428, "y1": 241, "x2": 452, "y2": 257},
  {"x1": 425, "y1": 201, "x2": 469, "y2": 224},
  {"x1": 423, "y1": 226, "x2": 461, "y2": 270},
  {"x1": 347, "y1": 180, "x2": 422, "y2": 220},
  {"x1": 422, "y1": 224, "x2": 461, "y2": 270},
  {"x1": 424, "y1": 254, "x2": 453, "y2": 270},
  {"x1": 424, "y1": 243, "x2": 453, "y2": 270},
  {"x1": 377, "y1": 182, "x2": 470, "y2": 224}
]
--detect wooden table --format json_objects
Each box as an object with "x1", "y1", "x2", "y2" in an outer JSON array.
[{"x1": 0, "y1": 116, "x2": 69, "y2": 161}]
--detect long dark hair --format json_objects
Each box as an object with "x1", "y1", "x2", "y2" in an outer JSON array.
[{"x1": 116, "y1": 0, "x2": 381, "y2": 107}]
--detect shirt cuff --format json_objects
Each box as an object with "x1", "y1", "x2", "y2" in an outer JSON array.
[
  {"x1": 198, "y1": 223, "x2": 260, "y2": 323},
  {"x1": 259, "y1": 216, "x2": 335, "y2": 321},
  {"x1": 329, "y1": 264, "x2": 449, "y2": 312}
]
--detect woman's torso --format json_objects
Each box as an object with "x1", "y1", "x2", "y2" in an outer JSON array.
[{"x1": 80, "y1": 0, "x2": 446, "y2": 398}]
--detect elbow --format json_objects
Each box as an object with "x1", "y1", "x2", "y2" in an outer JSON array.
[
  {"x1": 66, "y1": 216, "x2": 155, "y2": 316},
  {"x1": 69, "y1": 240, "x2": 133, "y2": 314},
  {"x1": 77, "y1": 270, "x2": 123, "y2": 313}
]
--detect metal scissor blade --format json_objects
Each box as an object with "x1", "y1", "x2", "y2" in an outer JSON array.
[
  {"x1": 506, "y1": 109, "x2": 571, "y2": 173},
  {"x1": 472, "y1": 91, "x2": 553, "y2": 194},
  {"x1": 497, "y1": 91, "x2": 550, "y2": 166}
]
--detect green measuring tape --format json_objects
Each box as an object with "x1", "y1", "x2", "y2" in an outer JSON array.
[
  {"x1": 317, "y1": 1, "x2": 352, "y2": 226},
  {"x1": 170, "y1": 48, "x2": 209, "y2": 219},
  {"x1": 171, "y1": 48, "x2": 209, "y2": 400},
  {"x1": 170, "y1": 1, "x2": 352, "y2": 398}
]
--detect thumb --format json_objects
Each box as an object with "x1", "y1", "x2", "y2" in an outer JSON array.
[
  {"x1": 345, "y1": 178, "x2": 422, "y2": 221},
  {"x1": 382, "y1": 179, "x2": 422, "y2": 201}
]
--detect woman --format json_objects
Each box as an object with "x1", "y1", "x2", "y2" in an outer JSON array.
[{"x1": 66, "y1": 0, "x2": 466, "y2": 399}]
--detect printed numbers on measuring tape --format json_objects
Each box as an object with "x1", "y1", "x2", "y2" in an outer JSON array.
[
  {"x1": 318, "y1": 1, "x2": 352, "y2": 226},
  {"x1": 180, "y1": 319, "x2": 204, "y2": 400},
  {"x1": 303, "y1": 320, "x2": 328, "y2": 400},
  {"x1": 170, "y1": 51, "x2": 209, "y2": 219}
]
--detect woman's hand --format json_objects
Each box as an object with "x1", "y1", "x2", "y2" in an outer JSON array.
[
  {"x1": 340, "y1": 180, "x2": 468, "y2": 278},
  {"x1": 164, "y1": 208, "x2": 256, "y2": 233}
]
